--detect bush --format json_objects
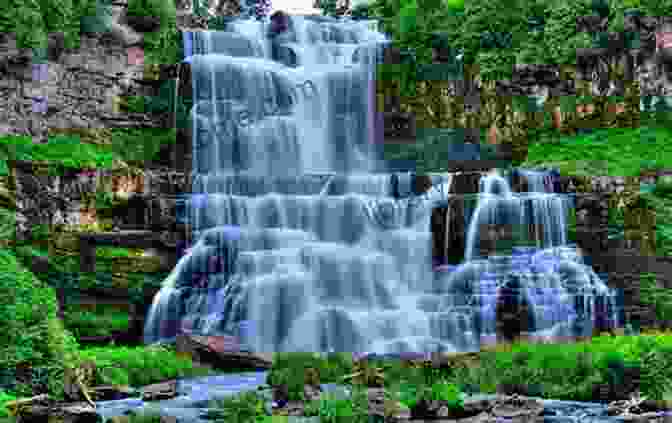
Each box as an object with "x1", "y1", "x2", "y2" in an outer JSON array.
[
  {"x1": 76, "y1": 344, "x2": 214, "y2": 388},
  {"x1": 203, "y1": 390, "x2": 267, "y2": 423},
  {"x1": 654, "y1": 176, "x2": 672, "y2": 197},
  {"x1": 62, "y1": 305, "x2": 131, "y2": 338},
  {"x1": 266, "y1": 353, "x2": 354, "y2": 401},
  {"x1": 0, "y1": 250, "x2": 81, "y2": 399},
  {"x1": 0, "y1": 390, "x2": 17, "y2": 418}
]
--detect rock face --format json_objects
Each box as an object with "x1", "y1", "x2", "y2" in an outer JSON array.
[
  {"x1": 174, "y1": 332, "x2": 273, "y2": 370},
  {"x1": 0, "y1": 0, "x2": 234, "y2": 143},
  {"x1": 431, "y1": 197, "x2": 467, "y2": 266},
  {"x1": 495, "y1": 274, "x2": 535, "y2": 343},
  {"x1": 0, "y1": 32, "x2": 155, "y2": 143}
]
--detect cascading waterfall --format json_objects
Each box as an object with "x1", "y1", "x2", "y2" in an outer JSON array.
[{"x1": 143, "y1": 15, "x2": 621, "y2": 353}]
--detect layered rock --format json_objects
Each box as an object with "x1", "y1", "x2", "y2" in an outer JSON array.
[{"x1": 175, "y1": 332, "x2": 274, "y2": 370}]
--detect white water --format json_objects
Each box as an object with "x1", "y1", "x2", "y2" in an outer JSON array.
[{"x1": 143, "y1": 16, "x2": 621, "y2": 354}]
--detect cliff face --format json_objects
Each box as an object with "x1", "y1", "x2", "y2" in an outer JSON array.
[{"x1": 0, "y1": 0, "x2": 242, "y2": 143}]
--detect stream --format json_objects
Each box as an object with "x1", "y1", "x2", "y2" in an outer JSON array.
[{"x1": 94, "y1": 371, "x2": 672, "y2": 423}]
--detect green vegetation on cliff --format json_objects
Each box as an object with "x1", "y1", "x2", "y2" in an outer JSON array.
[{"x1": 0, "y1": 0, "x2": 180, "y2": 64}]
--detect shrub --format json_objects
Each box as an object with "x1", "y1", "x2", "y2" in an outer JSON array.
[
  {"x1": 62, "y1": 305, "x2": 131, "y2": 338},
  {"x1": 267, "y1": 353, "x2": 353, "y2": 401},
  {"x1": 639, "y1": 343, "x2": 672, "y2": 400},
  {"x1": 76, "y1": 344, "x2": 213, "y2": 388},
  {"x1": 0, "y1": 390, "x2": 17, "y2": 418},
  {"x1": 0, "y1": 250, "x2": 81, "y2": 400},
  {"x1": 640, "y1": 273, "x2": 672, "y2": 328},
  {"x1": 654, "y1": 176, "x2": 672, "y2": 197},
  {"x1": 203, "y1": 390, "x2": 267, "y2": 423}
]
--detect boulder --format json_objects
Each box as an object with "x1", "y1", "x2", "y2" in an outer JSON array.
[
  {"x1": 88, "y1": 385, "x2": 139, "y2": 401},
  {"x1": 141, "y1": 379, "x2": 178, "y2": 401},
  {"x1": 9, "y1": 397, "x2": 99, "y2": 423},
  {"x1": 175, "y1": 333, "x2": 273, "y2": 370},
  {"x1": 303, "y1": 384, "x2": 321, "y2": 402},
  {"x1": 491, "y1": 395, "x2": 544, "y2": 422},
  {"x1": 124, "y1": 15, "x2": 162, "y2": 33}
]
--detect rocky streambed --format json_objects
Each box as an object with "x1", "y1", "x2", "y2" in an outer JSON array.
[{"x1": 87, "y1": 371, "x2": 672, "y2": 423}]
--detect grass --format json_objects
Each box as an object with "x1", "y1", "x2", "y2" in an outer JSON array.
[
  {"x1": 0, "y1": 127, "x2": 177, "y2": 177},
  {"x1": 265, "y1": 331, "x2": 672, "y2": 402},
  {"x1": 61, "y1": 303, "x2": 131, "y2": 338},
  {"x1": 72, "y1": 343, "x2": 220, "y2": 389},
  {"x1": 523, "y1": 124, "x2": 672, "y2": 177},
  {"x1": 521, "y1": 119, "x2": 672, "y2": 257}
]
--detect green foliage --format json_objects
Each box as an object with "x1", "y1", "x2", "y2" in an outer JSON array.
[
  {"x1": 267, "y1": 353, "x2": 354, "y2": 401},
  {"x1": 350, "y1": 2, "x2": 371, "y2": 19},
  {"x1": 317, "y1": 393, "x2": 354, "y2": 423},
  {"x1": 654, "y1": 176, "x2": 672, "y2": 198},
  {"x1": 62, "y1": 304, "x2": 131, "y2": 338},
  {"x1": 124, "y1": 411, "x2": 165, "y2": 423},
  {"x1": 638, "y1": 343, "x2": 672, "y2": 400},
  {"x1": 0, "y1": 250, "x2": 68, "y2": 367},
  {"x1": 0, "y1": 0, "x2": 48, "y2": 50},
  {"x1": 640, "y1": 273, "x2": 672, "y2": 327},
  {"x1": 316, "y1": 0, "x2": 338, "y2": 16},
  {"x1": 0, "y1": 0, "x2": 177, "y2": 61},
  {"x1": 109, "y1": 127, "x2": 176, "y2": 164},
  {"x1": 302, "y1": 387, "x2": 369, "y2": 422},
  {"x1": 429, "y1": 380, "x2": 463, "y2": 409},
  {"x1": 76, "y1": 344, "x2": 215, "y2": 388},
  {"x1": 524, "y1": 125, "x2": 672, "y2": 177},
  {"x1": 341, "y1": 359, "x2": 388, "y2": 387},
  {"x1": 0, "y1": 390, "x2": 17, "y2": 418},
  {"x1": 204, "y1": 390, "x2": 267, "y2": 423},
  {"x1": 0, "y1": 135, "x2": 117, "y2": 176},
  {"x1": 398, "y1": 0, "x2": 418, "y2": 35},
  {"x1": 637, "y1": 0, "x2": 672, "y2": 16}
]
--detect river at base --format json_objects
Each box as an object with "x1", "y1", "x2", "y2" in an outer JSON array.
[{"x1": 94, "y1": 370, "x2": 672, "y2": 423}]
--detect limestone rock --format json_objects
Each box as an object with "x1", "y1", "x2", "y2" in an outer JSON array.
[
  {"x1": 141, "y1": 380, "x2": 178, "y2": 401},
  {"x1": 175, "y1": 333, "x2": 273, "y2": 370}
]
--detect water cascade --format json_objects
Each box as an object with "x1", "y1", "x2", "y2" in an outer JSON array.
[{"x1": 143, "y1": 16, "x2": 620, "y2": 353}]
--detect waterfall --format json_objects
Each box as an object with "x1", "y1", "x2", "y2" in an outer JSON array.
[{"x1": 143, "y1": 16, "x2": 621, "y2": 353}]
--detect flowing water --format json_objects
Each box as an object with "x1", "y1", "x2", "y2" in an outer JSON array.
[{"x1": 143, "y1": 15, "x2": 621, "y2": 354}]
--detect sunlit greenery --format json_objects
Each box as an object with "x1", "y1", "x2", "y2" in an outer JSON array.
[{"x1": 62, "y1": 304, "x2": 131, "y2": 338}]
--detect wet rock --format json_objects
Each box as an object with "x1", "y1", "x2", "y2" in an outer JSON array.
[
  {"x1": 141, "y1": 380, "x2": 178, "y2": 401},
  {"x1": 124, "y1": 15, "x2": 161, "y2": 33},
  {"x1": 89, "y1": 385, "x2": 138, "y2": 402},
  {"x1": 303, "y1": 384, "x2": 322, "y2": 402},
  {"x1": 491, "y1": 394, "x2": 544, "y2": 421},
  {"x1": 272, "y1": 383, "x2": 289, "y2": 408},
  {"x1": 175, "y1": 333, "x2": 273, "y2": 370},
  {"x1": 11, "y1": 398, "x2": 99, "y2": 423},
  {"x1": 268, "y1": 11, "x2": 291, "y2": 38}
]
